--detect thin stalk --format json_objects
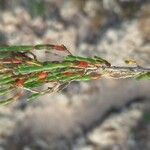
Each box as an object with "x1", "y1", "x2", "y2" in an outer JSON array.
[{"x1": 104, "y1": 66, "x2": 150, "y2": 72}]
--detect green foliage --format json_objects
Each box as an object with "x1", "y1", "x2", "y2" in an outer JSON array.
[
  {"x1": 143, "y1": 111, "x2": 150, "y2": 123},
  {"x1": 136, "y1": 72, "x2": 150, "y2": 80},
  {"x1": 0, "y1": 44, "x2": 149, "y2": 105},
  {"x1": 26, "y1": 0, "x2": 46, "y2": 17}
]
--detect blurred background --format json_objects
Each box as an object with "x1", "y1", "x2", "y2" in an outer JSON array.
[{"x1": 0, "y1": 0, "x2": 150, "y2": 150}]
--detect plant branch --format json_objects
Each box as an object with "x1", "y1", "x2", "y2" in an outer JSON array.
[
  {"x1": 0, "y1": 44, "x2": 150, "y2": 104},
  {"x1": 105, "y1": 66, "x2": 150, "y2": 72}
]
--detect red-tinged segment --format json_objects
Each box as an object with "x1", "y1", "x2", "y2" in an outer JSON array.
[
  {"x1": 38, "y1": 72, "x2": 48, "y2": 80},
  {"x1": 11, "y1": 59, "x2": 22, "y2": 64},
  {"x1": 77, "y1": 61, "x2": 89, "y2": 68},
  {"x1": 16, "y1": 79, "x2": 24, "y2": 87},
  {"x1": 63, "y1": 72, "x2": 74, "y2": 76},
  {"x1": 53, "y1": 45, "x2": 66, "y2": 51},
  {"x1": 3, "y1": 59, "x2": 22, "y2": 64}
]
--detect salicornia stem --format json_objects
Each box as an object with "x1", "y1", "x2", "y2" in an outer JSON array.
[{"x1": 0, "y1": 44, "x2": 149, "y2": 105}]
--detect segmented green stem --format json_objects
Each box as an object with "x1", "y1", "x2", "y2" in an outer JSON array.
[{"x1": 0, "y1": 44, "x2": 149, "y2": 105}]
